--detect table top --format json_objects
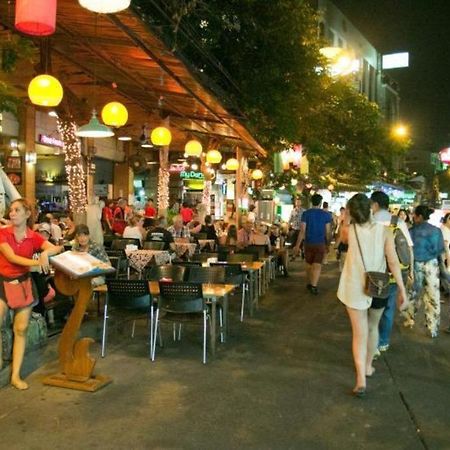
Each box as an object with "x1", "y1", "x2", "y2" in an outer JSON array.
[{"x1": 241, "y1": 261, "x2": 265, "y2": 271}]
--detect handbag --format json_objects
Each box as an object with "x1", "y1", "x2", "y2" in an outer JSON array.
[
  {"x1": 354, "y1": 225, "x2": 390, "y2": 299},
  {"x1": 2, "y1": 274, "x2": 35, "y2": 309}
]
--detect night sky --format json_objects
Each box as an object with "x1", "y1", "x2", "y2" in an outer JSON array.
[{"x1": 333, "y1": 0, "x2": 450, "y2": 154}]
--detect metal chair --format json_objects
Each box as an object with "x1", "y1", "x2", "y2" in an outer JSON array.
[
  {"x1": 243, "y1": 245, "x2": 268, "y2": 260},
  {"x1": 153, "y1": 282, "x2": 209, "y2": 364},
  {"x1": 187, "y1": 266, "x2": 225, "y2": 284},
  {"x1": 144, "y1": 264, "x2": 186, "y2": 282},
  {"x1": 102, "y1": 279, "x2": 153, "y2": 358},
  {"x1": 106, "y1": 249, "x2": 128, "y2": 278},
  {"x1": 227, "y1": 253, "x2": 257, "y2": 263},
  {"x1": 191, "y1": 252, "x2": 219, "y2": 263},
  {"x1": 111, "y1": 238, "x2": 142, "y2": 250},
  {"x1": 143, "y1": 241, "x2": 166, "y2": 250},
  {"x1": 211, "y1": 263, "x2": 249, "y2": 321},
  {"x1": 192, "y1": 232, "x2": 207, "y2": 241}
]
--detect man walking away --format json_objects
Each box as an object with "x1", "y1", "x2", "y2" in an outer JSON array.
[{"x1": 294, "y1": 194, "x2": 331, "y2": 295}]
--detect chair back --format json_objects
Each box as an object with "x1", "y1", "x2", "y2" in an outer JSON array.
[
  {"x1": 191, "y1": 252, "x2": 219, "y2": 263},
  {"x1": 217, "y1": 245, "x2": 236, "y2": 261},
  {"x1": 244, "y1": 245, "x2": 268, "y2": 259},
  {"x1": 172, "y1": 261, "x2": 202, "y2": 267},
  {"x1": 227, "y1": 253, "x2": 256, "y2": 263},
  {"x1": 144, "y1": 264, "x2": 185, "y2": 282},
  {"x1": 143, "y1": 241, "x2": 166, "y2": 250},
  {"x1": 210, "y1": 263, "x2": 244, "y2": 285},
  {"x1": 105, "y1": 279, "x2": 151, "y2": 310},
  {"x1": 187, "y1": 266, "x2": 225, "y2": 284},
  {"x1": 158, "y1": 282, "x2": 204, "y2": 313},
  {"x1": 111, "y1": 238, "x2": 141, "y2": 250},
  {"x1": 192, "y1": 232, "x2": 207, "y2": 241}
]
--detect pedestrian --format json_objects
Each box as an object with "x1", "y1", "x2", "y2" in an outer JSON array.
[
  {"x1": 402, "y1": 205, "x2": 444, "y2": 338},
  {"x1": 337, "y1": 194, "x2": 406, "y2": 397},
  {"x1": 0, "y1": 198, "x2": 62, "y2": 389},
  {"x1": 370, "y1": 191, "x2": 414, "y2": 353},
  {"x1": 289, "y1": 197, "x2": 305, "y2": 261},
  {"x1": 294, "y1": 193, "x2": 331, "y2": 295}
]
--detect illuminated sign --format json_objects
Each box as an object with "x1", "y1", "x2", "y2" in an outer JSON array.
[
  {"x1": 38, "y1": 134, "x2": 64, "y2": 148},
  {"x1": 382, "y1": 52, "x2": 409, "y2": 69},
  {"x1": 180, "y1": 171, "x2": 204, "y2": 180},
  {"x1": 439, "y1": 147, "x2": 450, "y2": 164}
]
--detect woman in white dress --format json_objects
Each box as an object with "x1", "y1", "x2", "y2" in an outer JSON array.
[
  {"x1": 337, "y1": 194, "x2": 407, "y2": 397},
  {"x1": 123, "y1": 214, "x2": 146, "y2": 246}
]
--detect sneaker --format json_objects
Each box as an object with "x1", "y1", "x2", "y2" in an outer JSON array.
[
  {"x1": 310, "y1": 286, "x2": 319, "y2": 295},
  {"x1": 378, "y1": 344, "x2": 390, "y2": 352},
  {"x1": 403, "y1": 318, "x2": 415, "y2": 328},
  {"x1": 306, "y1": 284, "x2": 312, "y2": 291},
  {"x1": 373, "y1": 349, "x2": 381, "y2": 360}
]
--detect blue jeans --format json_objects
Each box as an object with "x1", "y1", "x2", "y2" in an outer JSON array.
[{"x1": 378, "y1": 284, "x2": 398, "y2": 347}]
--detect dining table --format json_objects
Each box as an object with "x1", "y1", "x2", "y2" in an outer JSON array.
[
  {"x1": 240, "y1": 261, "x2": 265, "y2": 316},
  {"x1": 125, "y1": 249, "x2": 171, "y2": 277},
  {"x1": 173, "y1": 242, "x2": 197, "y2": 258},
  {"x1": 198, "y1": 239, "x2": 216, "y2": 252},
  {"x1": 149, "y1": 281, "x2": 235, "y2": 357}
]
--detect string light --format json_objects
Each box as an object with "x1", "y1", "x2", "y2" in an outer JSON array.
[
  {"x1": 57, "y1": 118, "x2": 87, "y2": 214},
  {"x1": 202, "y1": 181, "x2": 211, "y2": 214},
  {"x1": 157, "y1": 167, "x2": 170, "y2": 212}
]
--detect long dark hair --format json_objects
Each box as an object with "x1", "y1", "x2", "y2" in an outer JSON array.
[
  {"x1": 347, "y1": 194, "x2": 371, "y2": 225},
  {"x1": 9, "y1": 198, "x2": 35, "y2": 229}
]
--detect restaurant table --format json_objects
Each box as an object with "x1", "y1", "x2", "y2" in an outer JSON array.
[
  {"x1": 173, "y1": 242, "x2": 197, "y2": 258},
  {"x1": 241, "y1": 261, "x2": 264, "y2": 316},
  {"x1": 198, "y1": 239, "x2": 216, "y2": 252},
  {"x1": 126, "y1": 249, "x2": 171, "y2": 277},
  {"x1": 149, "y1": 281, "x2": 235, "y2": 357}
]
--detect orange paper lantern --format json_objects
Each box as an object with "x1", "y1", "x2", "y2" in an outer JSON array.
[{"x1": 15, "y1": 0, "x2": 56, "y2": 36}]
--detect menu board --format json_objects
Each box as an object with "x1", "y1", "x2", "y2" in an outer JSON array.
[{"x1": 50, "y1": 251, "x2": 115, "y2": 279}]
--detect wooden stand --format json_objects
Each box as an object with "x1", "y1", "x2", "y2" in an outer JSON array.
[{"x1": 43, "y1": 271, "x2": 112, "y2": 392}]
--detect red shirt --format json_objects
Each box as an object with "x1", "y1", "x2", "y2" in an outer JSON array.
[
  {"x1": 180, "y1": 207, "x2": 193, "y2": 224},
  {"x1": 102, "y1": 206, "x2": 113, "y2": 222},
  {"x1": 0, "y1": 226, "x2": 45, "y2": 278},
  {"x1": 144, "y1": 206, "x2": 156, "y2": 218}
]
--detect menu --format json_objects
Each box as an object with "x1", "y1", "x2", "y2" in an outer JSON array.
[{"x1": 50, "y1": 251, "x2": 115, "y2": 279}]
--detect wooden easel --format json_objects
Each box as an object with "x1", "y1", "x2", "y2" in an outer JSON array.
[{"x1": 43, "y1": 271, "x2": 111, "y2": 392}]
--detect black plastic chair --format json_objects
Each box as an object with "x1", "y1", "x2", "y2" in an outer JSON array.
[
  {"x1": 102, "y1": 279, "x2": 153, "y2": 358},
  {"x1": 143, "y1": 241, "x2": 166, "y2": 250},
  {"x1": 106, "y1": 249, "x2": 128, "y2": 278},
  {"x1": 191, "y1": 253, "x2": 219, "y2": 263},
  {"x1": 144, "y1": 264, "x2": 186, "y2": 282},
  {"x1": 211, "y1": 263, "x2": 248, "y2": 321},
  {"x1": 243, "y1": 245, "x2": 268, "y2": 260},
  {"x1": 192, "y1": 232, "x2": 207, "y2": 241},
  {"x1": 227, "y1": 253, "x2": 257, "y2": 263},
  {"x1": 111, "y1": 238, "x2": 142, "y2": 250},
  {"x1": 153, "y1": 282, "x2": 209, "y2": 363},
  {"x1": 172, "y1": 261, "x2": 202, "y2": 267},
  {"x1": 187, "y1": 266, "x2": 225, "y2": 284}
]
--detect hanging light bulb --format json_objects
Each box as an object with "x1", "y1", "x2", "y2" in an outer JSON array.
[
  {"x1": 28, "y1": 74, "x2": 63, "y2": 107},
  {"x1": 206, "y1": 149, "x2": 222, "y2": 164},
  {"x1": 225, "y1": 158, "x2": 239, "y2": 171},
  {"x1": 185, "y1": 139, "x2": 203, "y2": 157},
  {"x1": 15, "y1": 0, "x2": 57, "y2": 36},
  {"x1": 78, "y1": 0, "x2": 131, "y2": 14},
  {"x1": 76, "y1": 110, "x2": 114, "y2": 138},
  {"x1": 252, "y1": 169, "x2": 263, "y2": 180},
  {"x1": 101, "y1": 101, "x2": 128, "y2": 127},
  {"x1": 151, "y1": 126, "x2": 172, "y2": 146}
]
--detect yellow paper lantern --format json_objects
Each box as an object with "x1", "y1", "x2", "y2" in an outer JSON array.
[
  {"x1": 185, "y1": 139, "x2": 203, "y2": 157},
  {"x1": 101, "y1": 102, "x2": 128, "y2": 127},
  {"x1": 225, "y1": 158, "x2": 239, "y2": 171},
  {"x1": 151, "y1": 126, "x2": 172, "y2": 146},
  {"x1": 206, "y1": 149, "x2": 222, "y2": 164},
  {"x1": 252, "y1": 169, "x2": 263, "y2": 180},
  {"x1": 28, "y1": 74, "x2": 63, "y2": 107}
]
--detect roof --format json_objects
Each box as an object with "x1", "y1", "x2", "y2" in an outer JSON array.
[{"x1": 0, "y1": 1, "x2": 266, "y2": 156}]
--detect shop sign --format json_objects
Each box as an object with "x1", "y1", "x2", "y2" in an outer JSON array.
[
  {"x1": 38, "y1": 134, "x2": 64, "y2": 148},
  {"x1": 180, "y1": 170, "x2": 204, "y2": 180}
]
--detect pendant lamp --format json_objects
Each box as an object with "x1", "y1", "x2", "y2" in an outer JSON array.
[
  {"x1": 28, "y1": 74, "x2": 63, "y2": 107},
  {"x1": 76, "y1": 110, "x2": 114, "y2": 138},
  {"x1": 185, "y1": 139, "x2": 203, "y2": 157},
  {"x1": 225, "y1": 158, "x2": 239, "y2": 171},
  {"x1": 206, "y1": 149, "x2": 222, "y2": 164},
  {"x1": 151, "y1": 126, "x2": 172, "y2": 146},
  {"x1": 252, "y1": 169, "x2": 263, "y2": 180},
  {"x1": 101, "y1": 102, "x2": 128, "y2": 127},
  {"x1": 15, "y1": 0, "x2": 56, "y2": 36},
  {"x1": 78, "y1": 0, "x2": 131, "y2": 14}
]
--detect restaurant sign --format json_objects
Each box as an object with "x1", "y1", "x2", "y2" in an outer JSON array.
[
  {"x1": 180, "y1": 171, "x2": 204, "y2": 180},
  {"x1": 38, "y1": 134, "x2": 64, "y2": 148}
]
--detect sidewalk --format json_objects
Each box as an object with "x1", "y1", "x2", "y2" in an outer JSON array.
[{"x1": 0, "y1": 260, "x2": 449, "y2": 449}]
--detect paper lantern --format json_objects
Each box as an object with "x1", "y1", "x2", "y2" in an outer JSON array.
[
  {"x1": 78, "y1": 0, "x2": 131, "y2": 14},
  {"x1": 28, "y1": 74, "x2": 63, "y2": 107},
  {"x1": 206, "y1": 149, "x2": 222, "y2": 164},
  {"x1": 225, "y1": 158, "x2": 239, "y2": 171},
  {"x1": 101, "y1": 102, "x2": 128, "y2": 127},
  {"x1": 15, "y1": 0, "x2": 56, "y2": 36},
  {"x1": 151, "y1": 126, "x2": 172, "y2": 146},
  {"x1": 252, "y1": 169, "x2": 263, "y2": 180},
  {"x1": 185, "y1": 139, "x2": 203, "y2": 157}
]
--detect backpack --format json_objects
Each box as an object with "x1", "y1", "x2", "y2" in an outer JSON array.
[{"x1": 390, "y1": 216, "x2": 411, "y2": 267}]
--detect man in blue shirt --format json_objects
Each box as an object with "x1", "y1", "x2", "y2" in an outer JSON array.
[{"x1": 294, "y1": 193, "x2": 331, "y2": 295}]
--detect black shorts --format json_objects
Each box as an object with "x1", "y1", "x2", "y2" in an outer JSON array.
[{"x1": 370, "y1": 297, "x2": 388, "y2": 309}]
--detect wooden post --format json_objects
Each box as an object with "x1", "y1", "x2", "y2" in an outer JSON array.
[
  {"x1": 235, "y1": 146, "x2": 243, "y2": 226},
  {"x1": 21, "y1": 105, "x2": 36, "y2": 203},
  {"x1": 113, "y1": 142, "x2": 133, "y2": 201}
]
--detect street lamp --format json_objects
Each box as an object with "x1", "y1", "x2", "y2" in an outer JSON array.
[{"x1": 391, "y1": 123, "x2": 409, "y2": 140}]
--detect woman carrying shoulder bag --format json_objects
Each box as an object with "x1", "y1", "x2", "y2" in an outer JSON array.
[
  {"x1": 337, "y1": 194, "x2": 407, "y2": 397},
  {"x1": 0, "y1": 199, "x2": 62, "y2": 390}
]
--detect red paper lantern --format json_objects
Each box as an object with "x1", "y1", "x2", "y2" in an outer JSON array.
[{"x1": 15, "y1": 0, "x2": 57, "y2": 37}]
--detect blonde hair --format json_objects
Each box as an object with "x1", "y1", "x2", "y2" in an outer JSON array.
[
  {"x1": 128, "y1": 214, "x2": 143, "y2": 227},
  {"x1": 10, "y1": 198, "x2": 35, "y2": 228}
]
